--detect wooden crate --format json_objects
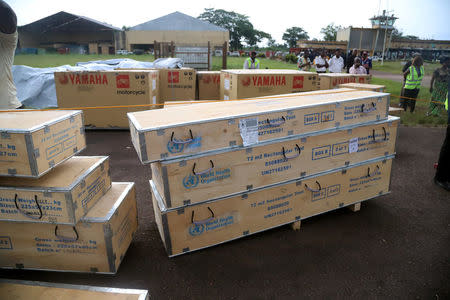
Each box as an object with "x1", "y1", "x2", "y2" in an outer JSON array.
[
  {"x1": 339, "y1": 83, "x2": 385, "y2": 92},
  {"x1": 197, "y1": 71, "x2": 221, "y2": 100},
  {"x1": 152, "y1": 157, "x2": 394, "y2": 257},
  {"x1": 151, "y1": 116, "x2": 399, "y2": 208},
  {"x1": 220, "y1": 69, "x2": 318, "y2": 100},
  {"x1": 128, "y1": 90, "x2": 390, "y2": 163},
  {"x1": 0, "y1": 156, "x2": 110, "y2": 224},
  {"x1": 0, "y1": 279, "x2": 149, "y2": 300},
  {"x1": 55, "y1": 70, "x2": 159, "y2": 129},
  {"x1": 0, "y1": 182, "x2": 137, "y2": 274},
  {"x1": 0, "y1": 110, "x2": 85, "y2": 178}
]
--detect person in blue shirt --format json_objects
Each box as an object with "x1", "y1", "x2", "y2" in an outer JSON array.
[{"x1": 361, "y1": 51, "x2": 372, "y2": 74}]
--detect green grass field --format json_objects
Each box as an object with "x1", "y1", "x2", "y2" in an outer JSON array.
[
  {"x1": 372, "y1": 60, "x2": 440, "y2": 75},
  {"x1": 13, "y1": 54, "x2": 446, "y2": 126}
]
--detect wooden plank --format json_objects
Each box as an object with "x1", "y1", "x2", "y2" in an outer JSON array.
[
  {"x1": 129, "y1": 90, "x2": 390, "y2": 163},
  {"x1": 0, "y1": 182, "x2": 137, "y2": 273},
  {"x1": 153, "y1": 117, "x2": 399, "y2": 208},
  {"x1": 0, "y1": 279, "x2": 149, "y2": 300},
  {"x1": 152, "y1": 158, "x2": 393, "y2": 257},
  {"x1": 220, "y1": 69, "x2": 318, "y2": 100},
  {"x1": 348, "y1": 202, "x2": 361, "y2": 212},
  {"x1": 0, "y1": 156, "x2": 110, "y2": 224},
  {"x1": 55, "y1": 70, "x2": 159, "y2": 129},
  {"x1": 339, "y1": 83, "x2": 385, "y2": 92},
  {"x1": 0, "y1": 111, "x2": 86, "y2": 177}
]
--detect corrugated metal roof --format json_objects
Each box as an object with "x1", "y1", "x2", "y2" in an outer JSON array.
[{"x1": 130, "y1": 11, "x2": 227, "y2": 32}]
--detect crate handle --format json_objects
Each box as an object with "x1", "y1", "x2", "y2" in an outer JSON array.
[
  {"x1": 305, "y1": 181, "x2": 322, "y2": 192},
  {"x1": 14, "y1": 194, "x2": 43, "y2": 220},
  {"x1": 282, "y1": 144, "x2": 301, "y2": 160},
  {"x1": 367, "y1": 165, "x2": 380, "y2": 177},
  {"x1": 266, "y1": 116, "x2": 286, "y2": 127},
  {"x1": 171, "y1": 129, "x2": 194, "y2": 144},
  {"x1": 54, "y1": 226, "x2": 79, "y2": 242},
  {"x1": 372, "y1": 127, "x2": 387, "y2": 143},
  {"x1": 361, "y1": 102, "x2": 376, "y2": 113},
  {"x1": 192, "y1": 160, "x2": 214, "y2": 175},
  {"x1": 191, "y1": 207, "x2": 215, "y2": 225}
]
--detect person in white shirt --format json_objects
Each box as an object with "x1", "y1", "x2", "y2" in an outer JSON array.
[
  {"x1": 314, "y1": 50, "x2": 328, "y2": 73},
  {"x1": 297, "y1": 50, "x2": 311, "y2": 71},
  {"x1": 349, "y1": 57, "x2": 367, "y2": 74},
  {"x1": 328, "y1": 49, "x2": 344, "y2": 73},
  {"x1": 0, "y1": 0, "x2": 21, "y2": 109}
]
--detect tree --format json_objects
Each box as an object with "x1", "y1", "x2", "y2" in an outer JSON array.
[
  {"x1": 320, "y1": 23, "x2": 342, "y2": 41},
  {"x1": 282, "y1": 27, "x2": 309, "y2": 48},
  {"x1": 391, "y1": 28, "x2": 419, "y2": 40},
  {"x1": 198, "y1": 8, "x2": 271, "y2": 49}
]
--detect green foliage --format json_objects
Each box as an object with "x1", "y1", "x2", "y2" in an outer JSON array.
[
  {"x1": 320, "y1": 23, "x2": 342, "y2": 41},
  {"x1": 285, "y1": 53, "x2": 298, "y2": 64},
  {"x1": 282, "y1": 27, "x2": 309, "y2": 48},
  {"x1": 198, "y1": 8, "x2": 271, "y2": 50},
  {"x1": 256, "y1": 53, "x2": 266, "y2": 58}
]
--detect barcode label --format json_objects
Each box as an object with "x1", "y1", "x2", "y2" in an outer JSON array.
[
  {"x1": 152, "y1": 79, "x2": 156, "y2": 90},
  {"x1": 224, "y1": 79, "x2": 230, "y2": 90},
  {"x1": 349, "y1": 138, "x2": 358, "y2": 153},
  {"x1": 239, "y1": 117, "x2": 258, "y2": 146}
]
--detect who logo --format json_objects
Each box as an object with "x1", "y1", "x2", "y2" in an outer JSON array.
[
  {"x1": 183, "y1": 173, "x2": 199, "y2": 189},
  {"x1": 166, "y1": 140, "x2": 184, "y2": 153},
  {"x1": 189, "y1": 223, "x2": 205, "y2": 236}
]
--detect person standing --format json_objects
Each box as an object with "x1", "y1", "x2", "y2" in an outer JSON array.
[
  {"x1": 361, "y1": 51, "x2": 372, "y2": 74},
  {"x1": 349, "y1": 57, "x2": 367, "y2": 74},
  {"x1": 400, "y1": 53, "x2": 421, "y2": 109},
  {"x1": 243, "y1": 51, "x2": 260, "y2": 69},
  {"x1": 428, "y1": 56, "x2": 449, "y2": 116},
  {"x1": 314, "y1": 50, "x2": 328, "y2": 73},
  {"x1": 0, "y1": 0, "x2": 22, "y2": 109},
  {"x1": 328, "y1": 49, "x2": 344, "y2": 73},
  {"x1": 434, "y1": 88, "x2": 450, "y2": 191},
  {"x1": 402, "y1": 55, "x2": 425, "y2": 113},
  {"x1": 346, "y1": 49, "x2": 358, "y2": 73},
  {"x1": 297, "y1": 50, "x2": 311, "y2": 71}
]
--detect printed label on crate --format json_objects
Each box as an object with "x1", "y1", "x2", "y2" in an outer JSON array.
[
  {"x1": 30, "y1": 233, "x2": 100, "y2": 255},
  {"x1": 0, "y1": 194, "x2": 65, "y2": 219},
  {"x1": 0, "y1": 236, "x2": 13, "y2": 249},
  {"x1": 152, "y1": 79, "x2": 156, "y2": 90},
  {"x1": 41, "y1": 124, "x2": 79, "y2": 161},
  {"x1": 0, "y1": 142, "x2": 18, "y2": 159},
  {"x1": 167, "y1": 137, "x2": 202, "y2": 154},
  {"x1": 182, "y1": 168, "x2": 231, "y2": 189},
  {"x1": 187, "y1": 211, "x2": 238, "y2": 238},
  {"x1": 224, "y1": 79, "x2": 230, "y2": 90},
  {"x1": 349, "y1": 138, "x2": 358, "y2": 153},
  {"x1": 239, "y1": 117, "x2": 259, "y2": 146}
]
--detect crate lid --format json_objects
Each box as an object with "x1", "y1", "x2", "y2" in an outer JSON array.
[{"x1": 0, "y1": 110, "x2": 81, "y2": 132}]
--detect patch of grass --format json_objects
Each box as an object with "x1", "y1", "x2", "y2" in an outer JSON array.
[
  {"x1": 372, "y1": 60, "x2": 439, "y2": 75},
  {"x1": 371, "y1": 77, "x2": 447, "y2": 126},
  {"x1": 213, "y1": 56, "x2": 299, "y2": 70}
]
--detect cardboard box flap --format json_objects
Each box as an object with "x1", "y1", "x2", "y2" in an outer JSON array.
[
  {"x1": 0, "y1": 110, "x2": 82, "y2": 132},
  {"x1": 129, "y1": 90, "x2": 389, "y2": 130},
  {"x1": 0, "y1": 156, "x2": 107, "y2": 189}
]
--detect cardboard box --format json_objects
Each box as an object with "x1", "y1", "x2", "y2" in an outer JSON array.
[
  {"x1": 197, "y1": 71, "x2": 221, "y2": 100},
  {"x1": 157, "y1": 68, "x2": 196, "y2": 101},
  {"x1": 152, "y1": 156, "x2": 394, "y2": 256},
  {"x1": 163, "y1": 100, "x2": 222, "y2": 108},
  {"x1": 0, "y1": 110, "x2": 85, "y2": 178},
  {"x1": 352, "y1": 74, "x2": 372, "y2": 84},
  {"x1": 339, "y1": 83, "x2": 385, "y2": 92},
  {"x1": 0, "y1": 182, "x2": 137, "y2": 274},
  {"x1": 128, "y1": 90, "x2": 390, "y2": 163},
  {"x1": 317, "y1": 73, "x2": 357, "y2": 90},
  {"x1": 0, "y1": 156, "x2": 110, "y2": 224},
  {"x1": 0, "y1": 279, "x2": 149, "y2": 300},
  {"x1": 220, "y1": 69, "x2": 318, "y2": 100},
  {"x1": 55, "y1": 70, "x2": 159, "y2": 129},
  {"x1": 151, "y1": 116, "x2": 399, "y2": 208}
]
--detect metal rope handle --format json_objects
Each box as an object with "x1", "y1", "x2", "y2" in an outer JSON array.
[
  {"x1": 361, "y1": 102, "x2": 376, "y2": 113},
  {"x1": 170, "y1": 129, "x2": 194, "y2": 144},
  {"x1": 266, "y1": 116, "x2": 286, "y2": 127},
  {"x1": 367, "y1": 165, "x2": 380, "y2": 177},
  {"x1": 14, "y1": 194, "x2": 43, "y2": 220},
  {"x1": 282, "y1": 144, "x2": 301, "y2": 160},
  {"x1": 192, "y1": 160, "x2": 214, "y2": 175},
  {"x1": 191, "y1": 207, "x2": 215, "y2": 225},
  {"x1": 54, "y1": 226, "x2": 79, "y2": 242},
  {"x1": 372, "y1": 127, "x2": 387, "y2": 143},
  {"x1": 305, "y1": 181, "x2": 322, "y2": 192}
]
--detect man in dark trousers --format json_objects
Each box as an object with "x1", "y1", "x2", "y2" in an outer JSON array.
[
  {"x1": 0, "y1": 0, "x2": 22, "y2": 109},
  {"x1": 434, "y1": 75, "x2": 450, "y2": 191}
]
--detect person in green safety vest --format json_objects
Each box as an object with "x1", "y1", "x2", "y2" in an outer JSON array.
[
  {"x1": 243, "y1": 51, "x2": 260, "y2": 69},
  {"x1": 402, "y1": 55, "x2": 424, "y2": 113}
]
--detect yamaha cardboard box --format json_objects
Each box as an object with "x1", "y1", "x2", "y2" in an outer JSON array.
[
  {"x1": 157, "y1": 68, "x2": 196, "y2": 101},
  {"x1": 197, "y1": 71, "x2": 221, "y2": 100},
  {"x1": 54, "y1": 70, "x2": 159, "y2": 129}
]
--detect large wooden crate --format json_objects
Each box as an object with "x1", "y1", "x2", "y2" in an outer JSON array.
[
  {"x1": 197, "y1": 71, "x2": 221, "y2": 100},
  {"x1": 0, "y1": 182, "x2": 137, "y2": 273},
  {"x1": 152, "y1": 156, "x2": 394, "y2": 257},
  {"x1": 0, "y1": 110, "x2": 85, "y2": 178},
  {"x1": 151, "y1": 116, "x2": 398, "y2": 208},
  {"x1": 55, "y1": 70, "x2": 159, "y2": 129},
  {"x1": 220, "y1": 69, "x2": 318, "y2": 100},
  {"x1": 317, "y1": 73, "x2": 357, "y2": 90},
  {"x1": 0, "y1": 156, "x2": 110, "y2": 224},
  {"x1": 339, "y1": 83, "x2": 385, "y2": 92},
  {"x1": 128, "y1": 90, "x2": 390, "y2": 163},
  {"x1": 0, "y1": 279, "x2": 149, "y2": 300}
]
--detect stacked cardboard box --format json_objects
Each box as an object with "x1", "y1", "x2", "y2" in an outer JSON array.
[
  {"x1": 220, "y1": 69, "x2": 318, "y2": 100},
  {"x1": 157, "y1": 68, "x2": 196, "y2": 102},
  {"x1": 318, "y1": 73, "x2": 372, "y2": 90},
  {"x1": 54, "y1": 70, "x2": 160, "y2": 129},
  {"x1": 128, "y1": 89, "x2": 398, "y2": 256},
  {"x1": 197, "y1": 71, "x2": 221, "y2": 100},
  {"x1": 0, "y1": 111, "x2": 137, "y2": 273}
]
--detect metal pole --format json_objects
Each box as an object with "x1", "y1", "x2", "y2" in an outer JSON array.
[
  {"x1": 386, "y1": 29, "x2": 393, "y2": 60},
  {"x1": 373, "y1": 29, "x2": 379, "y2": 56},
  {"x1": 381, "y1": 26, "x2": 387, "y2": 65},
  {"x1": 207, "y1": 41, "x2": 211, "y2": 70},
  {"x1": 222, "y1": 42, "x2": 227, "y2": 70}
]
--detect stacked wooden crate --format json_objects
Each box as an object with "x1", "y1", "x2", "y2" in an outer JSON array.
[
  {"x1": 128, "y1": 89, "x2": 398, "y2": 257},
  {"x1": 0, "y1": 110, "x2": 137, "y2": 273}
]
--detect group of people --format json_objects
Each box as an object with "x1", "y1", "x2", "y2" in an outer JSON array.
[{"x1": 297, "y1": 48, "x2": 372, "y2": 75}]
